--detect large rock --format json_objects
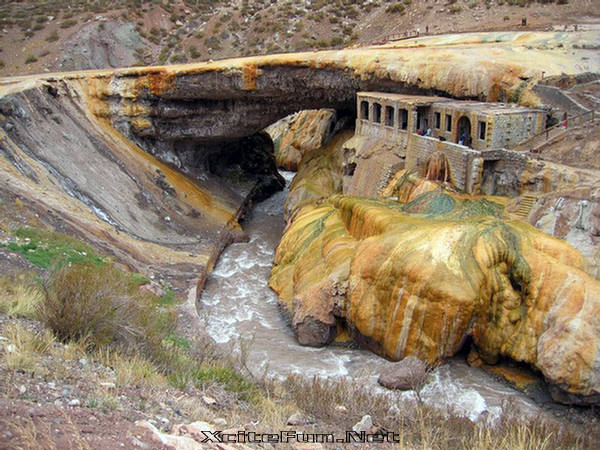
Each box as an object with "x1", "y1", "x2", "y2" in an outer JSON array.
[
  {"x1": 270, "y1": 190, "x2": 600, "y2": 405},
  {"x1": 377, "y1": 356, "x2": 428, "y2": 391},
  {"x1": 266, "y1": 109, "x2": 337, "y2": 171},
  {"x1": 283, "y1": 129, "x2": 353, "y2": 221}
]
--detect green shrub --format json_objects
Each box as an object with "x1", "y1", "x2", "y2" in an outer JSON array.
[
  {"x1": 24, "y1": 55, "x2": 37, "y2": 64},
  {"x1": 189, "y1": 45, "x2": 201, "y2": 58}
]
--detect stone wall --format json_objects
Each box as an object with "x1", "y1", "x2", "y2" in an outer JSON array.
[
  {"x1": 355, "y1": 118, "x2": 409, "y2": 149},
  {"x1": 490, "y1": 112, "x2": 546, "y2": 149},
  {"x1": 406, "y1": 135, "x2": 483, "y2": 193},
  {"x1": 342, "y1": 134, "x2": 406, "y2": 197}
]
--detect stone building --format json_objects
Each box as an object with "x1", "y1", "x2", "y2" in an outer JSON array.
[
  {"x1": 347, "y1": 92, "x2": 546, "y2": 194},
  {"x1": 356, "y1": 92, "x2": 546, "y2": 150}
]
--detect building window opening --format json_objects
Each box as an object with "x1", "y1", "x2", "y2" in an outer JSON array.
[
  {"x1": 385, "y1": 106, "x2": 394, "y2": 126},
  {"x1": 360, "y1": 101, "x2": 369, "y2": 120},
  {"x1": 434, "y1": 112, "x2": 441, "y2": 129},
  {"x1": 373, "y1": 103, "x2": 382, "y2": 123},
  {"x1": 478, "y1": 121, "x2": 487, "y2": 140},
  {"x1": 399, "y1": 108, "x2": 408, "y2": 130},
  {"x1": 416, "y1": 106, "x2": 430, "y2": 133},
  {"x1": 446, "y1": 114, "x2": 452, "y2": 132}
]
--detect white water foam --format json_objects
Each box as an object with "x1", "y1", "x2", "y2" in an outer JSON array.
[{"x1": 195, "y1": 169, "x2": 542, "y2": 421}]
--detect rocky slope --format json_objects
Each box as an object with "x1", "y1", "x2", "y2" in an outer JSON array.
[
  {"x1": 0, "y1": 77, "x2": 274, "y2": 291},
  {"x1": 0, "y1": 0, "x2": 598, "y2": 77}
]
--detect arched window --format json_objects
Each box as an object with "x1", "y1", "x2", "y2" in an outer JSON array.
[
  {"x1": 385, "y1": 106, "x2": 395, "y2": 126},
  {"x1": 373, "y1": 103, "x2": 382, "y2": 123},
  {"x1": 360, "y1": 101, "x2": 369, "y2": 120}
]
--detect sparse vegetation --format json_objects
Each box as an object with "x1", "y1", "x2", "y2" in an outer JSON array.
[
  {"x1": 45, "y1": 31, "x2": 59, "y2": 42},
  {"x1": 1, "y1": 227, "x2": 105, "y2": 269},
  {"x1": 24, "y1": 55, "x2": 37, "y2": 64},
  {"x1": 59, "y1": 19, "x2": 77, "y2": 29}
]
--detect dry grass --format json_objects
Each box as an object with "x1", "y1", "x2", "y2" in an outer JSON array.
[
  {"x1": 94, "y1": 347, "x2": 167, "y2": 388},
  {"x1": 0, "y1": 276, "x2": 43, "y2": 319},
  {"x1": 3, "y1": 413, "x2": 91, "y2": 450},
  {"x1": 279, "y1": 374, "x2": 598, "y2": 450},
  {"x1": 2, "y1": 322, "x2": 54, "y2": 372}
]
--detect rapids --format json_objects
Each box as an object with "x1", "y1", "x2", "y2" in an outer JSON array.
[{"x1": 196, "y1": 171, "x2": 543, "y2": 422}]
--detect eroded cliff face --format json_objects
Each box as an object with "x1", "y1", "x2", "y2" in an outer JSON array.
[
  {"x1": 0, "y1": 78, "x2": 276, "y2": 289},
  {"x1": 283, "y1": 129, "x2": 354, "y2": 221},
  {"x1": 270, "y1": 181, "x2": 600, "y2": 404}
]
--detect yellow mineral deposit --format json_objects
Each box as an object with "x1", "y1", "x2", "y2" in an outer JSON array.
[{"x1": 270, "y1": 189, "x2": 600, "y2": 398}]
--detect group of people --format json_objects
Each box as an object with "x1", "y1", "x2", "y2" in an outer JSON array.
[{"x1": 416, "y1": 128, "x2": 472, "y2": 147}]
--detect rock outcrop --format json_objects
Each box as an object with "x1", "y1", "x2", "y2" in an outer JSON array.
[
  {"x1": 266, "y1": 109, "x2": 337, "y2": 170},
  {"x1": 270, "y1": 188, "x2": 600, "y2": 404},
  {"x1": 4, "y1": 31, "x2": 595, "y2": 147},
  {"x1": 283, "y1": 129, "x2": 353, "y2": 221}
]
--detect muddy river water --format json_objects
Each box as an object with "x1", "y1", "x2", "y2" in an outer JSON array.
[{"x1": 196, "y1": 171, "x2": 543, "y2": 422}]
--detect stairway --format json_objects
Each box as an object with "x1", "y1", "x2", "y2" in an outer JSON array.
[{"x1": 514, "y1": 194, "x2": 538, "y2": 220}]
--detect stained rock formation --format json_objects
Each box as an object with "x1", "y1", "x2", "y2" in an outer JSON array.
[
  {"x1": 3, "y1": 31, "x2": 594, "y2": 148},
  {"x1": 0, "y1": 78, "x2": 278, "y2": 290},
  {"x1": 266, "y1": 109, "x2": 337, "y2": 170},
  {"x1": 270, "y1": 188, "x2": 600, "y2": 404},
  {"x1": 283, "y1": 129, "x2": 353, "y2": 221}
]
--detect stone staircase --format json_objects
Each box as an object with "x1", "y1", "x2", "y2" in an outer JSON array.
[{"x1": 514, "y1": 194, "x2": 538, "y2": 220}]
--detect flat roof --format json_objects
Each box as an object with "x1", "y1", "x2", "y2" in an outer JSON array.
[
  {"x1": 357, "y1": 92, "x2": 544, "y2": 114},
  {"x1": 358, "y1": 92, "x2": 449, "y2": 106}
]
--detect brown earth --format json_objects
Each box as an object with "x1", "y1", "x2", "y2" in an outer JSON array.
[{"x1": 0, "y1": 0, "x2": 598, "y2": 76}]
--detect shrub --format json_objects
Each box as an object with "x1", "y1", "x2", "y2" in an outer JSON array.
[
  {"x1": 189, "y1": 45, "x2": 201, "y2": 58},
  {"x1": 46, "y1": 30, "x2": 59, "y2": 42},
  {"x1": 59, "y1": 19, "x2": 77, "y2": 29},
  {"x1": 24, "y1": 55, "x2": 37, "y2": 64},
  {"x1": 40, "y1": 262, "x2": 175, "y2": 356}
]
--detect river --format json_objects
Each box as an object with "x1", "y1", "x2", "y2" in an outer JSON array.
[{"x1": 196, "y1": 170, "x2": 543, "y2": 422}]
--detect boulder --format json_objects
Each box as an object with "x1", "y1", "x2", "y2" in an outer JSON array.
[{"x1": 377, "y1": 356, "x2": 428, "y2": 391}]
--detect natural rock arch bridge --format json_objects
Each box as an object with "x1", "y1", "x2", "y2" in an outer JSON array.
[{"x1": 0, "y1": 30, "x2": 597, "y2": 286}]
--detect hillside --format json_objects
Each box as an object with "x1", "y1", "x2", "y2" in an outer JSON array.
[{"x1": 0, "y1": 0, "x2": 599, "y2": 76}]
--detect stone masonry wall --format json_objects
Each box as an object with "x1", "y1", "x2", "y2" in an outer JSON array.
[{"x1": 406, "y1": 135, "x2": 482, "y2": 192}]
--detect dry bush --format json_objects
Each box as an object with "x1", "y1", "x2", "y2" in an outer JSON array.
[
  {"x1": 283, "y1": 375, "x2": 397, "y2": 428},
  {"x1": 40, "y1": 262, "x2": 174, "y2": 357}
]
